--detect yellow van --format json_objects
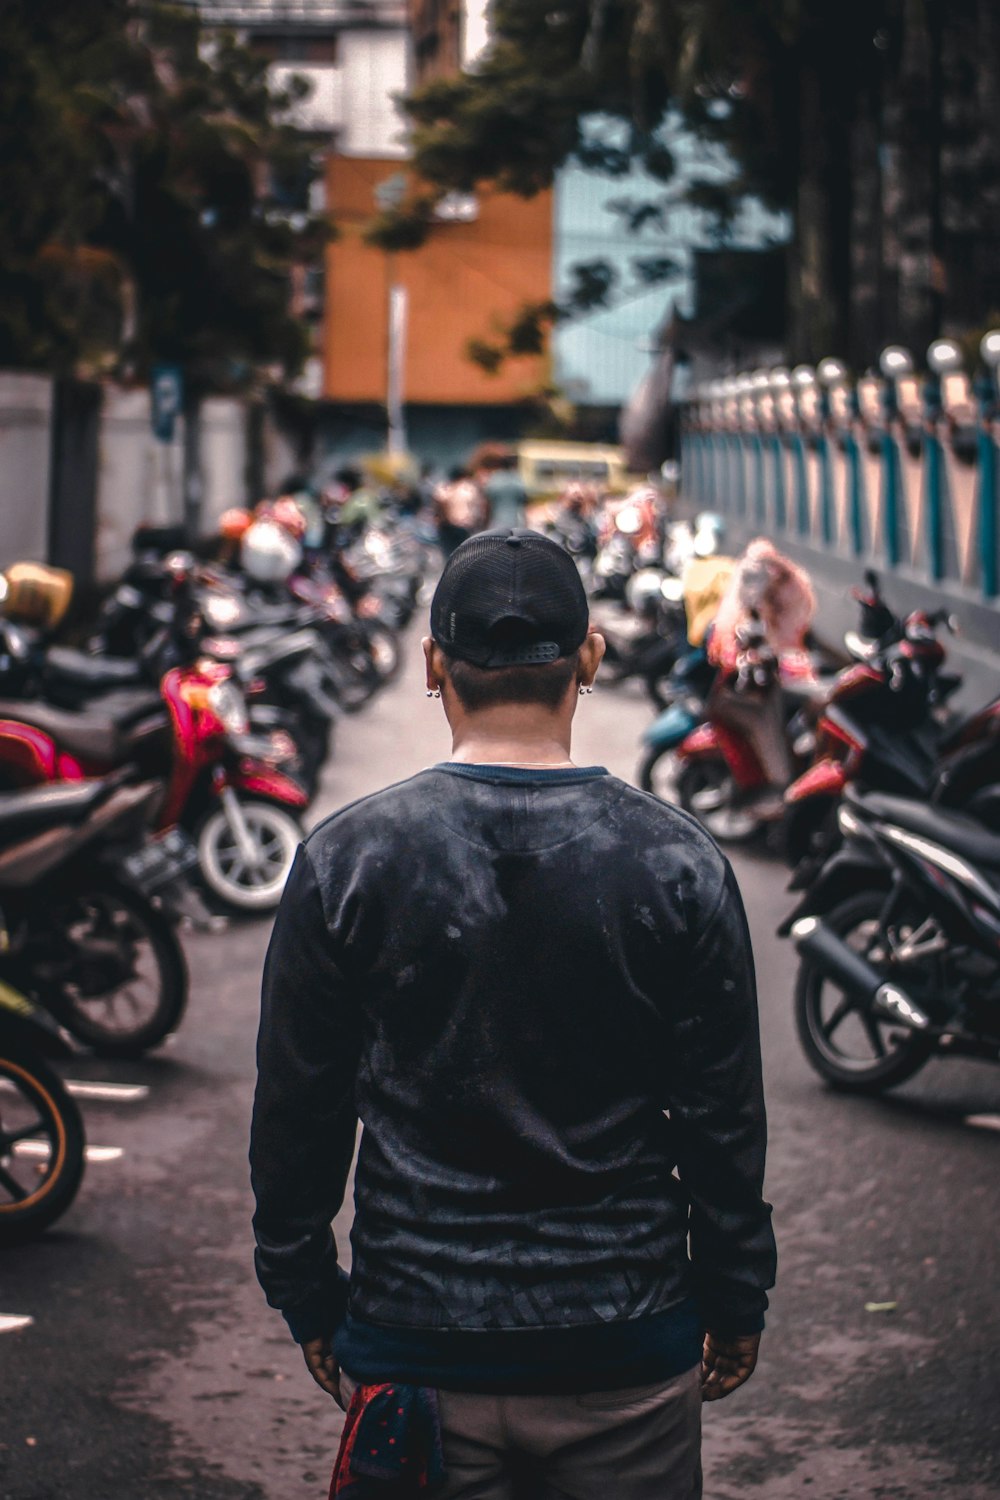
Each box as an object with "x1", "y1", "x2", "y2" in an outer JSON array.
[{"x1": 516, "y1": 441, "x2": 630, "y2": 502}]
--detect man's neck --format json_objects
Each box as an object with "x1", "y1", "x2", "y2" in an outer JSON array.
[{"x1": 447, "y1": 709, "x2": 575, "y2": 767}]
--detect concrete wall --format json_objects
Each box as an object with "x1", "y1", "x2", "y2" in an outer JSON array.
[
  {"x1": 199, "y1": 397, "x2": 249, "y2": 528},
  {"x1": 94, "y1": 387, "x2": 185, "y2": 582},
  {"x1": 0, "y1": 373, "x2": 53, "y2": 565}
]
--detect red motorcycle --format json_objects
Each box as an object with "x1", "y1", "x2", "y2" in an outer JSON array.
[
  {"x1": 668, "y1": 615, "x2": 821, "y2": 842},
  {"x1": 0, "y1": 654, "x2": 307, "y2": 916}
]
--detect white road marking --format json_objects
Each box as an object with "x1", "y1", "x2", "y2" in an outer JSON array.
[
  {"x1": 64, "y1": 1081, "x2": 149, "y2": 1103},
  {"x1": 965, "y1": 1114, "x2": 1000, "y2": 1133},
  {"x1": 0, "y1": 1314, "x2": 34, "y2": 1334},
  {"x1": 12, "y1": 1141, "x2": 124, "y2": 1163}
]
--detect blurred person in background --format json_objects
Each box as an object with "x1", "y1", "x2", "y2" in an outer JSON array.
[
  {"x1": 434, "y1": 466, "x2": 487, "y2": 558},
  {"x1": 482, "y1": 450, "x2": 528, "y2": 530}
]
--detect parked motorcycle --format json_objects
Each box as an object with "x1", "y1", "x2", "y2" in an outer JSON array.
[
  {"x1": 783, "y1": 573, "x2": 997, "y2": 874},
  {"x1": 650, "y1": 613, "x2": 825, "y2": 842},
  {"x1": 0, "y1": 634, "x2": 307, "y2": 916},
  {"x1": 596, "y1": 570, "x2": 688, "y2": 706},
  {"x1": 0, "y1": 777, "x2": 189, "y2": 1056},
  {"x1": 780, "y1": 786, "x2": 1000, "y2": 1093},
  {"x1": 0, "y1": 976, "x2": 85, "y2": 1243}
]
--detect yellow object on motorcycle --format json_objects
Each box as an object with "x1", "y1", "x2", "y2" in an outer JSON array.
[
  {"x1": 1, "y1": 563, "x2": 74, "y2": 631},
  {"x1": 682, "y1": 556, "x2": 736, "y2": 647},
  {"x1": 0, "y1": 978, "x2": 34, "y2": 1016}
]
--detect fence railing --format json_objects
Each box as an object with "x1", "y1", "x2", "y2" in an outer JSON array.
[{"x1": 680, "y1": 339, "x2": 1000, "y2": 603}]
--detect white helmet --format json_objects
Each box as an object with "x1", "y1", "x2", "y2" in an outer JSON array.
[{"x1": 240, "y1": 519, "x2": 302, "y2": 583}]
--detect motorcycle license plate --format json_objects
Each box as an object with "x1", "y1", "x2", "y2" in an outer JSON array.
[{"x1": 122, "y1": 829, "x2": 198, "y2": 895}]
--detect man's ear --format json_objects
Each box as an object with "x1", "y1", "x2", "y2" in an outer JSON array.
[
  {"x1": 423, "y1": 637, "x2": 447, "y2": 694},
  {"x1": 579, "y1": 630, "x2": 606, "y2": 688}
]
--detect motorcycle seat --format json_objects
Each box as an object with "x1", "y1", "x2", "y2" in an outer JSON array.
[
  {"x1": 0, "y1": 699, "x2": 125, "y2": 766},
  {"x1": 74, "y1": 687, "x2": 164, "y2": 726},
  {"x1": 0, "y1": 780, "x2": 112, "y2": 843},
  {"x1": 44, "y1": 646, "x2": 142, "y2": 690},
  {"x1": 851, "y1": 789, "x2": 1000, "y2": 869}
]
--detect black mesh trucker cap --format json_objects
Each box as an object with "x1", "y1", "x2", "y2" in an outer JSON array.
[{"x1": 430, "y1": 529, "x2": 590, "y2": 668}]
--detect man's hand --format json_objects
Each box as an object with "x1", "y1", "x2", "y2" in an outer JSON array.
[
  {"x1": 301, "y1": 1337, "x2": 344, "y2": 1408},
  {"x1": 700, "y1": 1330, "x2": 761, "y2": 1402}
]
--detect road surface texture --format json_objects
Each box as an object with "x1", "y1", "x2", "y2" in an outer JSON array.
[{"x1": 2, "y1": 623, "x2": 999, "y2": 1500}]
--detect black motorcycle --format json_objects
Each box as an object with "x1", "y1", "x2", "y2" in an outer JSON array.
[
  {"x1": 780, "y1": 785, "x2": 1000, "y2": 1093},
  {"x1": 0, "y1": 977, "x2": 85, "y2": 1243},
  {"x1": 0, "y1": 778, "x2": 190, "y2": 1058}
]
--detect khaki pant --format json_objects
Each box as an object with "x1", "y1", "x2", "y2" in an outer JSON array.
[{"x1": 341, "y1": 1367, "x2": 702, "y2": 1499}]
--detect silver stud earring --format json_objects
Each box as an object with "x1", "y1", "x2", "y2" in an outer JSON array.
[
  {"x1": 426, "y1": 688, "x2": 441, "y2": 699},
  {"x1": 578, "y1": 684, "x2": 594, "y2": 696}
]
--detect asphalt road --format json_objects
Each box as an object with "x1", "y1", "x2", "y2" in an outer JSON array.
[{"x1": 2, "y1": 622, "x2": 999, "y2": 1500}]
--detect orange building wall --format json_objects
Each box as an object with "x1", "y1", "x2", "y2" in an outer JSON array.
[{"x1": 323, "y1": 156, "x2": 553, "y2": 406}]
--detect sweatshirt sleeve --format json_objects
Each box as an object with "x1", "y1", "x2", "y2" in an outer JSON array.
[
  {"x1": 667, "y1": 862, "x2": 777, "y2": 1336},
  {"x1": 250, "y1": 845, "x2": 361, "y2": 1344}
]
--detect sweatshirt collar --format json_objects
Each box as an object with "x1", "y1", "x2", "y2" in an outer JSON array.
[{"x1": 432, "y1": 762, "x2": 609, "y2": 785}]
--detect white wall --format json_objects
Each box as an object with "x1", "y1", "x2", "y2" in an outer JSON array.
[
  {"x1": 95, "y1": 387, "x2": 184, "y2": 582},
  {"x1": 0, "y1": 373, "x2": 53, "y2": 565},
  {"x1": 338, "y1": 30, "x2": 410, "y2": 157},
  {"x1": 199, "y1": 397, "x2": 249, "y2": 528}
]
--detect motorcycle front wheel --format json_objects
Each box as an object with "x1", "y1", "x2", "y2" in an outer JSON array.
[
  {"x1": 364, "y1": 621, "x2": 402, "y2": 683},
  {"x1": 40, "y1": 881, "x2": 188, "y2": 1059},
  {"x1": 0, "y1": 1046, "x2": 85, "y2": 1243},
  {"x1": 795, "y1": 891, "x2": 936, "y2": 1093},
  {"x1": 197, "y1": 798, "x2": 302, "y2": 916}
]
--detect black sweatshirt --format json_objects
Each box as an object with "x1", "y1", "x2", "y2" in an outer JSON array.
[{"x1": 250, "y1": 764, "x2": 776, "y2": 1393}]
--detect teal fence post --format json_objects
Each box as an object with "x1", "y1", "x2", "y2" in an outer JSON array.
[
  {"x1": 753, "y1": 433, "x2": 766, "y2": 524},
  {"x1": 817, "y1": 386, "x2": 833, "y2": 546},
  {"x1": 922, "y1": 377, "x2": 944, "y2": 582},
  {"x1": 772, "y1": 434, "x2": 786, "y2": 530},
  {"x1": 846, "y1": 388, "x2": 863, "y2": 555},
  {"x1": 731, "y1": 432, "x2": 746, "y2": 519},
  {"x1": 794, "y1": 433, "x2": 809, "y2": 535},
  {"x1": 977, "y1": 377, "x2": 998, "y2": 598},
  {"x1": 880, "y1": 374, "x2": 901, "y2": 565}
]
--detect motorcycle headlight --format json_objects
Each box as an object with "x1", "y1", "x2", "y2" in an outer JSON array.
[
  {"x1": 207, "y1": 680, "x2": 250, "y2": 737},
  {"x1": 204, "y1": 593, "x2": 242, "y2": 629}
]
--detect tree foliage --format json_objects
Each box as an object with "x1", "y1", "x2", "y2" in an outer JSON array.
[
  {"x1": 0, "y1": 0, "x2": 325, "y2": 384},
  {"x1": 402, "y1": 0, "x2": 1000, "y2": 366}
]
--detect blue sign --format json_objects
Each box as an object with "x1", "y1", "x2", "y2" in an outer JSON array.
[{"x1": 151, "y1": 365, "x2": 184, "y2": 442}]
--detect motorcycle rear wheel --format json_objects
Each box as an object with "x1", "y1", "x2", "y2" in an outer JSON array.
[
  {"x1": 0, "y1": 1046, "x2": 85, "y2": 1243},
  {"x1": 795, "y1": 891, "x2": 935, "y2": 1093},
  {"x1": 44, "y1": 881, "x2": 188, "y2": 1059}
]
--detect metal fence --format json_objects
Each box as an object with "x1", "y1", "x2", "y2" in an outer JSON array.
[{"x1": 681, "y1": 339, "x2": 1000, "y2": 604}]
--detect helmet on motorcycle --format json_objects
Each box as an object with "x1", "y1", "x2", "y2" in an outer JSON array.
[
  {"x1": 271, "y1": 496, "x2": 308, "y2": 541},
  {"x1": 240, "y1": 519, "x2": 302, "y2": 583},
  {"x1": 692, "y1": 512, "x2": 725, "y2": 557},
  {"x1": 1, "y1": 562, "x2": 74, "y2": 631},
  {"x1": 219, "y1": 508, "x2": 252, "y2": 541},
  {"x1": 625, "y1": 568, "x2": 667, "y2": 619}
]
